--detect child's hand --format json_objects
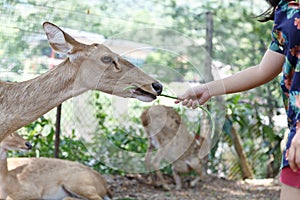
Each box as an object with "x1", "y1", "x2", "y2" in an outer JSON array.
[{"x1": 175, "y1": 85, "x2": 211, "y2": 109}]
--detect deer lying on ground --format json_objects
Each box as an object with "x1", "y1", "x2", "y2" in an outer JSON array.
[
  {"x1": 0, "y1": 132, "x2": 112, "y2": 200},
  {"x1": 0, "y1": 22, "x2": 162, "y2": 142},
  {"x1": 141, "y1": 105, "x2": 210, "y2": 190}
]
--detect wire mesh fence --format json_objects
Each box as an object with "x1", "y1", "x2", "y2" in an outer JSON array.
[{"x1": 1, "y1": 0, "x2": 283, "y2": 180}]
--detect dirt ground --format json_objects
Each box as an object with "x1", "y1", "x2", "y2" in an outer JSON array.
[{"x1": 105, "y1": 174, "x2": 281, "y2": 200}]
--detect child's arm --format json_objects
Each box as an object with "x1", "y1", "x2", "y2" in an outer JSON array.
[{"x1": 176, "y1": 49, "x2": 285, "y2": 108}]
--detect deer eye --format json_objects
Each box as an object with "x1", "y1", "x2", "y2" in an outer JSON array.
[{"x1": 101, "y1": 55, "x2": 112, "y2": 63}]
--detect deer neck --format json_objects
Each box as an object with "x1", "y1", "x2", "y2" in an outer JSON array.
[
  {"x1": 0, "y1": 149, "x2": 9, "y2": 179},
  {"x1": 0, "y1": 148, "x2": 16, "y2": 199},
  {"x1": 0, "y1": 58, "x2": 86, "y2": 139}
]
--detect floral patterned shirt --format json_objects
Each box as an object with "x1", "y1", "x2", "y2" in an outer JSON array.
[{"x1": 269, "y1": 0, "x2": 300, "y2": 168}]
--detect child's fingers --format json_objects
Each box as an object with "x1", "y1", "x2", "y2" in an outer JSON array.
[
  {"x1": 192, "y1": 101, "x2": 199, "y2": 109},
  {"x1": 185, "y1": 99, "x2": 194, "y2": 108}
]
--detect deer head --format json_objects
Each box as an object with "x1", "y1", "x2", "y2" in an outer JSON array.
[
  {"x1": 43, "y1": 22, "x2": 163, "y2": 102},
  {"x1": 0, "y1": 132, "x2": 32, "y2": 152}
]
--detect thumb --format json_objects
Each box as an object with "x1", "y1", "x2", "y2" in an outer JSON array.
[{"x1": 288, "y1": 147, "x2": 298, "y2": 172}]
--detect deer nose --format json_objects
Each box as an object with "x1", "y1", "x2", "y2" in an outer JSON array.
[
  {"x1": 152, "y1": 82, "x2": 163, "y2": 95},
  {"x1": 25, "y1": 141, "x2": 33, "y2": 150}
]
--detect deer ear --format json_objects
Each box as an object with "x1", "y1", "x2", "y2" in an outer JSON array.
[{"x1": 43, "y1": 22, "x2": 79, "y2": 54}]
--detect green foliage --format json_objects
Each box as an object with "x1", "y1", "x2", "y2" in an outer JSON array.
[
  {"x1": 12, "y1": 116, "x2": 97, "y2": 168},
  {"x1": 2, "y1": 0, "x2": 286, "y2": 179},
  {"x1": 219, "y1": 94, "x2": 283, "y2": 179},
  {"x1": 145, "y1": 50, "x2": 191, "y2": 82},
  {"x1": 86, "y1": 91, "x2": 175, "y2": 174},
  {"x1": 107, "y1": 126, "x2": 148, "y2": 154}
]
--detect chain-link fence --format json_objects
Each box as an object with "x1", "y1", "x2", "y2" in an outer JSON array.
[{"x1": 1, "y1": 1, "x2": 283, "y2": 180}]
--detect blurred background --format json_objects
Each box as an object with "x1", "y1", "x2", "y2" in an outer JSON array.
[{"x1": 0, "y1": 0, "x2": 285, "y2": 184}]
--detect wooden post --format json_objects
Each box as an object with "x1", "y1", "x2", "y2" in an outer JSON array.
[
  {"x1": 201, "y1": 11, "x2": 214, "y2": 174},
  {"x1": 204, "y1": 11, "x2": 214, "y2": 82},
  {"x1": 49, "y1": 49, "x2": 62, "y2": 158},
  {"x1": 54, "y1": 104, "x2": 62, "y2": 158},
  {"x1": 227, "y1": 115, "x2": 254, "y2": 179}
]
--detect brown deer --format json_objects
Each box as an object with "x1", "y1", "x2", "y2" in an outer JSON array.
[
  {"x1": 0, "y1": 22, "x2": 162, "y2": 142},
  {"x1": 0, "y1": 132, "x2": 112, "y2": 200},
  {"x1": 141, "y1": 105, "x2": 209, "y2": 190}
]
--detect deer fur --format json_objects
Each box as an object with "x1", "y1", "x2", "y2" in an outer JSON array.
[
  {"x1": 0, "y1": 22, "x2": 162, "y2": 142},
  {"x1": 141, "y1": 105, "x2": 209, "y2": 190},
  {"x1": 0, "y1": 132, "x2": 112, "y2": 200}
]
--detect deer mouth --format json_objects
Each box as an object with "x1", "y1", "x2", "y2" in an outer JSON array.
[
  {"x1": 125, "y1": 85, "x2": 157, "y2": 102},
  {"x1": 133, "y1": 87, "x2": 157, "y2": 102}
]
